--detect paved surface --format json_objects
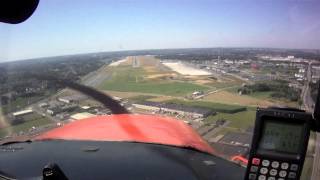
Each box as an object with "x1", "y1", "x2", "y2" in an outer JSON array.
[
  {"x1": 302, "y1": 62, "x2": 315, "y2": 111},
  {"x1": 81, "y1": 64, "x2": 111, "y2": 87}
]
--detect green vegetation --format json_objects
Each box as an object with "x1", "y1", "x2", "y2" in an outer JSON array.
[
  {"x1": 226, "y1": 86, "x2": 242, "y2": 93},
  {"x1": 238, "y1": 80, "x2": 301, "y2": 101},
  {"x1": 128, "y1": 95, "x2": 156, "y2": 103},
  {"x1": 205, "y1": 110, "x2": 256, "y2": 129},
  {"x1": 99, "y1": 66, "x2": 209, "y2": 96},
  {"x1": 212, "y1": 127, "x2": 242, "y2": 138},
  {"x1": 1, "y1": 96, "x2": 43, "y2": 114},
  {"x1": 0, "y1": 115, "x2": 53, "y2": 138},
  {"x1": 249, "y1": 91, "x2": 274, "y2": 99},
  {"x1": 165, "y1": 99, "x2": 247, "y2": 113},
  {"x1": 102, "y1": 81, "x2": 207, "y2": 96},
  {"x1": 1, "y1": 90, "x2": 55, "y2": 114}
]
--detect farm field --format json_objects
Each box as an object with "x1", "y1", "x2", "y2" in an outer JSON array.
[{"x1": 0, "y1": 114, "x2": 53, "y2": 138}]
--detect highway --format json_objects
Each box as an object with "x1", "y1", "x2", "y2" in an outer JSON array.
[{"x1": 302, "y1": 62, "x2": 315, "y2": 111}]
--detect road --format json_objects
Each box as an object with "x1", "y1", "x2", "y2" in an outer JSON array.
[
  {"x1": 302, "y1": 62, "x2": 320, "y2": 180},
  {"x1": 302, "y1": 62, "x2": 315, "y2": 111}
]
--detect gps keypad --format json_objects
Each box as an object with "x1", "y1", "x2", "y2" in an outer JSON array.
[{"x1": 247, "y1": 157, "x2": 299, "y2": 180}]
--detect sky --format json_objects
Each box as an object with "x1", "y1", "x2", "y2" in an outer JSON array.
[{"x1": 1, "y1": 0, "x2": 320, "y2": 62}]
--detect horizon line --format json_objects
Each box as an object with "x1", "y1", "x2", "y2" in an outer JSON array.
[{"x1": 1, "y1": 46, "x2": 320, "y2": 64}]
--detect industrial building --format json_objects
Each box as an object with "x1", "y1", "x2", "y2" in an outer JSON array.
[
  {"x1": 46, "y1": 104, "x2": 78, "y2": 116},
  {"x1": 12, "y1": 109, "x2": 33, "y2": 117},
  {"x1": 58, "y1": 94, "x2": 88, "y2": 104}
]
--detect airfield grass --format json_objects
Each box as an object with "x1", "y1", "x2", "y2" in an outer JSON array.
[
  {"x1": 205, "y1": 110, "x2": 256, "y2": 130},
  {"x1": 99, "y1": 66, "x2": 209, "y2": 96},
  {"x1": 0, "y1": 116, "x2": 52, "y2": 138},
  {"x1": 211, "y1": 127, "x2": 240, "y2": 138},
  {"x1": 128, "y1": 95, "x2": 157, "y2": 103},
  {"x1": 203, "y1": 90, "x2": 275, "y2": 107},
  {"x1": 164, "y1": 99, "x2": 247, "y2": 114},
  {"x1": 206, "y1": 81, "x2": 241, "y2": 89},
  {"x1": 226, "y1": 89, "x2": 299, "y2": 107}
]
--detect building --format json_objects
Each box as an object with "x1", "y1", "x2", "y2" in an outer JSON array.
[
  {"x1": 70, "y1": 112, "x2": 96, "y2": 120},
  {"x1": 47, "y1": 104, "x2": 78, "y2": 116},
  {"x1": 133, "y1": 101, "x2": 215, "y2": 118},
  {"x1": 58, "y1": 97, "x2": 72, "y2": 104},
  {"x1": 81, "y1": 106, "x2": 91, "y2": 110},
  {"x1": 47, "y1": 107, "x2": 62, "y2": 115},
  {"x1": 58, "y1": 94, "x2": 88, "y2": 104},
  {"x1": 38, "y1": 102, "x2": 49, "y2": 108},
  {"x1": 12, "y1": 109, "x2": 33, "y2": 117}
]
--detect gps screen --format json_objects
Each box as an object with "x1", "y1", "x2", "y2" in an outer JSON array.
[{"x1": 258, "y1": 120, "x2": 304, "y2": 154}]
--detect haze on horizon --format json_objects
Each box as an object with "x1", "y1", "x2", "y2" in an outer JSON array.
[{"x1": 1, "y1": 0, "x2": 320, "y2": 62}]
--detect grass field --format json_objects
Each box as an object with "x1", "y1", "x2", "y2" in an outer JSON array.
[
  {"x1": 0, "y1": 115, "x2": 53, "y2": 138},
  {"x1": 249, "y1": 91, "x2": 274, "y2": 99},
  {"x1": 1, "y1": 90, "x2": 55, "y2": 114},
  {"x1": 98, "y1": 66, "x2": 209, "y2": 96},
  {"x1": 128, "y1": 95, "x2": 157, "y2": 103},
  {"x1": 205, "y1": 110, "x2": 256, "y2": 129},
  {"x1": 164, "y1": 99, "x2": 247, "y2": 113},
  {"x1": 1, "y1": 96, "x2": 43, "y2": 114},
  {"x1": 203, "y1": 91, "x2": 274, "y2": 107},
  {"x1": 227, "y1": 88, "x2": 299, "y2": 108}
]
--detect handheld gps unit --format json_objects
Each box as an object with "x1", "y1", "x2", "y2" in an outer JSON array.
[{"x1": 245, "y1": 108, "x2": 312, "y2": 180}]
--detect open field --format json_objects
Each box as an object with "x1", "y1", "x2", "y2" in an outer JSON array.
[
  {"x1": 127, "y1": 95, "x2": 157, "y2": 103},
  {"x1": 101, "y1": 81, "x2": 207, "y2": 96},
  {"x1": 226, "y1": 88, "x2": 299, "y2": 107},
  {"x1": 148, "y1": 96, "x2": 175, "y2": 102},
  {"x1": 203, "y1": 90, "x2": 274, "y2": 107},
  {"x1": 98, "y1": 65, "x2": 209, "y2": 96},
  {"x1": 103, "y1": 90, "x2": 156, "y2": 99},
  {"x1": 0, "y1": 115, "x2": 53, "y2": 138},
  {"x1": 1, "y1": 96, "x2": 45, "y2": 114},
  {"x1": 204, "y1": 110, "x2": 256, "y2": 129},
  {"x1": 164, "y1": 99, "x2": 247, "y2": 113}
]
